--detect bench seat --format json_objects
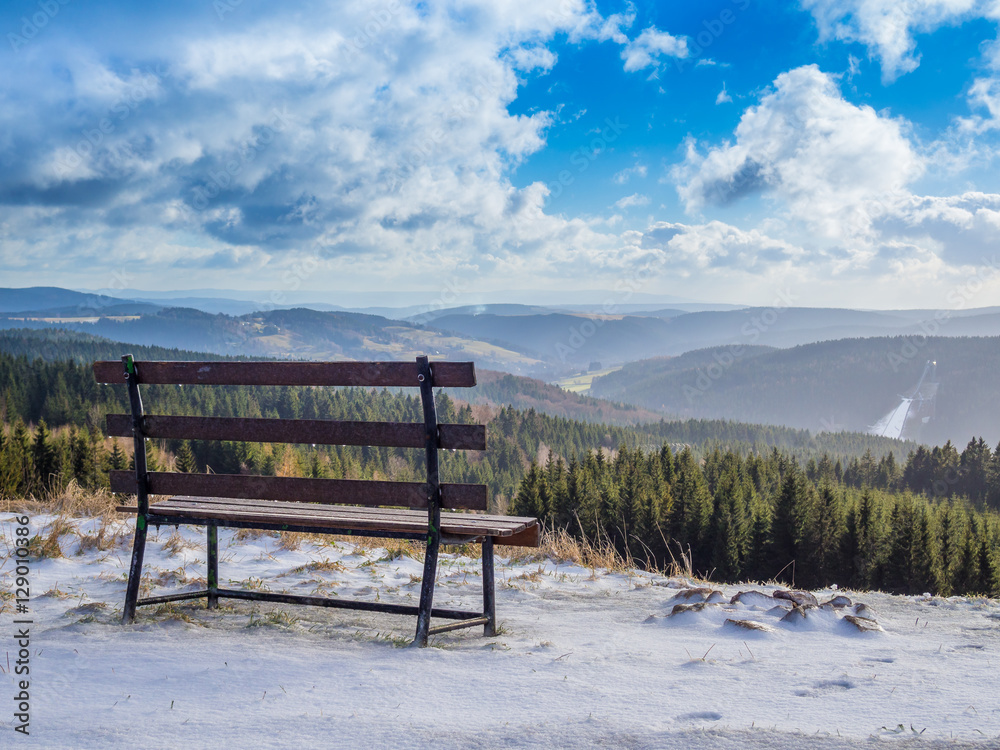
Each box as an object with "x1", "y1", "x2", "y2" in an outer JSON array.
[
  {"x1": 119, "y1": 497, "x2": 541, "y2": 545},
  {"x1": 96, "y1": 354, "x2": 539, "y2": 645}
]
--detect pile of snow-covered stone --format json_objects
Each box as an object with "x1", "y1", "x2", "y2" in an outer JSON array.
[{"x1": 648, "y1": 584, "x2": 884, "y2": 634}]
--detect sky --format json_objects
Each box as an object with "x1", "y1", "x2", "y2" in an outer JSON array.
[{"x1": 1, "y1": 0, "x2": 999, "y2": 307}]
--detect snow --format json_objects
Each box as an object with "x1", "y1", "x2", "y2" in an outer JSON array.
[
  {"x1": 3, "y1": 512, "x2": 1000, "y2": 749},
  {"x1": 870, "y1": 398, "x2": 913, "y2": 439}
]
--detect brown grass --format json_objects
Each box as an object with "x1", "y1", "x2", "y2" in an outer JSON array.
[
  {"x1": 2, "y1": 487, "x2": 671, "y2": 583},
  {"x1": 2, "y1": 481, "x2": 120, "y2": 519},
  {"x1": 233, "y1": 528, "x2": 270, "y2": 542},
  {"x1": 25, "y1": 515, "x2": 77, "y2": 559},
  {"x1": 499, "y1": 527, "x2": 638, "y2": 574},
  {"x1": 162, "y1": 530, "x2": 198, "y2": 557},
  {"x1": 286, "y1": 559, "x2": 348, "y2": 575},
  {"x1": 276, "y1": 531, "x2": 302, "y2": 551}
]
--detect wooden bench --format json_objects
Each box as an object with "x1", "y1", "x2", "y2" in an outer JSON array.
[{"x1": 94, "y1": 354, "x2": 540, "y2": 646}]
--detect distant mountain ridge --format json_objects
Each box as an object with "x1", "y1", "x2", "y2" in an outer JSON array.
[
  {"x1": 0, "y1": 287, "x2": 143, "y2": 314},
  {"x1": 7, "y1": 287, "x2": 1000, "y2": 383}
]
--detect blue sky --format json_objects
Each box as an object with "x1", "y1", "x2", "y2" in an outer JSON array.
[{"x1": 1, "y1": 0, "x2": 999, "y2": 307}]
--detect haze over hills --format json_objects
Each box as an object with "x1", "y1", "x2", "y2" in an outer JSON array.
[
  {"x1": 0, "y1": 287, "x2": 140, "y2": 314},
  {"x1": 428, "y1": 306, "x2": 1000, "y2": 371},
  {"x1": 0, "y1": 306, "x2": 551, "y2": 375},
  {"x1": 0, "y1": 326, "x2": 917, "y2": 461},
  {"x1": 588, "y1": 336, "x2": 1000, "y2": 446},
  {"x1": 7, "y1": 286, "x2": 1000, "y2": 377},
  {"x1": 93, "y1": 286, "x2": 724, "y2": 309},
  {"x1": 7, "y1": 287, "x2": 1000, "y2": 447}
]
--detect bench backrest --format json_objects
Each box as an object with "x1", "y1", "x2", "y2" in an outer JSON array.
[{"x1": 93, "y1": 355, "x2": 486, "y2": 517}]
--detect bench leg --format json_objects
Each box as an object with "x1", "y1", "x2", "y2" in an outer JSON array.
[
  {"x1": 413, "y1": 534, "x2": 441, "y2": 647},
  {"x1": 482, "y1": 536, "x2": 496, "y2": 637},
  {"x1": 207, "y1": 523, "x2": 219, "y2": 610},
  {"x1": 122, "y1": 515, "x2": 148, "y2": 624}
]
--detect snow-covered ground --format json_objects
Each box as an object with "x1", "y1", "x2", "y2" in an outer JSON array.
[{"x1": 3, "y1": 512, "x2": 1000, "y2": 749}]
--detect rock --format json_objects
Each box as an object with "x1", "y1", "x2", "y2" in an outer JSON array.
[
  {"x1": 669, "y1": 602, "x2": 715, "y2": 616},
  {"x1": 773, "y1": 590, "x2": 819, "y2": 607},
  {"x1": 724, "y1": 618, "x2": 774, "y2": 632},
  {"x1": 852, "y1": 603, "x2": 877, "y2": 619},
  {"x1": 671, "y1": 587, "x2": 725, "y2": 604},
  {"x1": 843, "y1": 615, "x2": 883, "y2": 632},
  {"x1": 820, "y1": 595, "x2": 853, "y2": 609},
  {"x1": 730, "y1": 590, "x2": 775, "y2": 608},
  {"x1": 780, "y1": 604, "x2": 816, "y2": 623}
]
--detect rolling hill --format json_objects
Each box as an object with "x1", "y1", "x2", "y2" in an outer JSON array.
[{"x1": 588, "y1": 336, "x2": 1000, "y2": 446}]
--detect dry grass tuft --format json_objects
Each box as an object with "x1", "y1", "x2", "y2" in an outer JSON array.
[
  {"x1": 3, "y1": 481, "x2": 120, "y2": 520},
  {"x1": 77, "y1": 522, "x2": 123, "y2": 554},
  {"x1": 162, "y1": 530, "x2": 197, "y2": 557},
  {"x1": 4, "y1": 483, "x2": 131, "y2": 559},
  {"x1": 247, "y1": 609, "x2": 298, "y2": 628},
  {"x1": 233, "y1": 528, "x2": 270, "y2": 542},
  {"x1": 377, "y1": 540, "x2": 422, "y2": 562},
  {"x1": 287, "y1": 559, "x2": 348, "y2": 575},
  {"x1": 502, "y1": 527, "x2": 638, "y2": 575},
  {"x1": 152, "y1": 602, "x2": 198, "y2": 623},
  {"x1": 276, "y1": 531, "x2": 303, "y2": 551},
  {"x1": 26, "y1": 515, "x2": 77, "y2": 559}
]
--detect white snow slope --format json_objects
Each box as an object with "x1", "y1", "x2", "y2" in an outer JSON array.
[
  {"x1": 870, "y1": 399, "x2": 913, "y2": 440},
  {"x1": 2, "y1": 512, "x2": 1000, "y2": 749}
]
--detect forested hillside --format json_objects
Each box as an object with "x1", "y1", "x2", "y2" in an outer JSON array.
[
  {"x1": 5, "y1": 328, "x2": 1000, "y2": 597},
  {"x1": 0, "y1": 328, "x2": 657, "y2": 426},
  {"x1": 0, "y1": 307, "x2": 544, "y2": 373},
  {"x1": 590, "y1": 336, "x2": 1000, "y2": 445},
  {"x1": 513, "y1": 443, "x2": 1000, "y2": 596}
]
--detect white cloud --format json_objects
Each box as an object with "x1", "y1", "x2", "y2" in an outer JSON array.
[
  {"x1": 594, "y1": 10, "x2": 635, "y2": 45},
  {"x1": 590, "y1": 12, "x2": 689, "y2": 73},
  {"x1": 673, "y1": 65, "x2": 924, "y2": 238},
  {"x1": 614, "y1": 193, "x2": 650, "y2": 209},
  {"x1": 613, "y1": 163, "x2": 648, "y2": 184},
  {"x1": 505, "y1": 45, "x2": 558, "y2": 73},
  {"x1": 621, "y1": 27, "x2": 689, "y2": 71},
  {"x1": 716, "y1": 83, "x2": 732, "y2": 104},
  {"x1": 0, "y1": 0, "x2": 643, "y2": 289},
  {"x1": 639, "y1": 220, "x2": 805, "y2": 273},
  {"x1": 874, "y1": 191, "x2": 1000, "y2": 264},
  {"x1": 801, "y1": 0, "x2": 984, "y2": 82},
  {"x1": 957, "y1": 76, "x2": 1000, "y2": 132}
]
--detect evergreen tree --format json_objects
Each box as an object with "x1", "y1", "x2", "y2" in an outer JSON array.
[
  {"x1": 175, "y1": 441, "x2": 196, "y2": 473},
  {"x1": 109, "y1": 439, "x2": 127, "y2": 471},
  {"x1": 882, "y1": 498, "x2": 914, "y2": 593},
  {"x1": 800, "y1": 484, "x2": 842, "y2": 588},
  {"x1": 32, "y1": 420, "x2": 60, "y2": 494},
  {"x1": 909, "y1": 504, "x2": 937, "y2": 595},
  {"x1": 708, "y1": 461, "x2": 750, "y2": 582},
  {"x1": 841, "y1": 490, "x2": 882, "y2": 589},
  {"x1": 769, "y1": 467, "x2": 811, "y2": 585},
  {"x1": 935, "y1": 502, "x2": 963, "y2": 595}
]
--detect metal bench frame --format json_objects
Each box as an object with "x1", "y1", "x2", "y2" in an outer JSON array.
[{"x1": 95, "y1": 354, "x2": 539, "y2": 646}]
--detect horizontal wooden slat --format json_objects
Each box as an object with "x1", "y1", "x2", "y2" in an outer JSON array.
[
  {"x1": 116, "y1": 498, "x2": 539, "y2": 543},
  {"x1": 110, "y1": 471, "x2": 487, "y2": 510},
  {"x1": 153, "y1": 504, "x2": 521, "y2": 538},
  {"x1": 150, "y1": 496, "x2": 535, "y2": 527},
  {"x1": 105, "y1": 414, "x2": 486, "y2": 450},
  {"x1": 93, "y1": 360, "x2": 476, "y2": 387}
]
